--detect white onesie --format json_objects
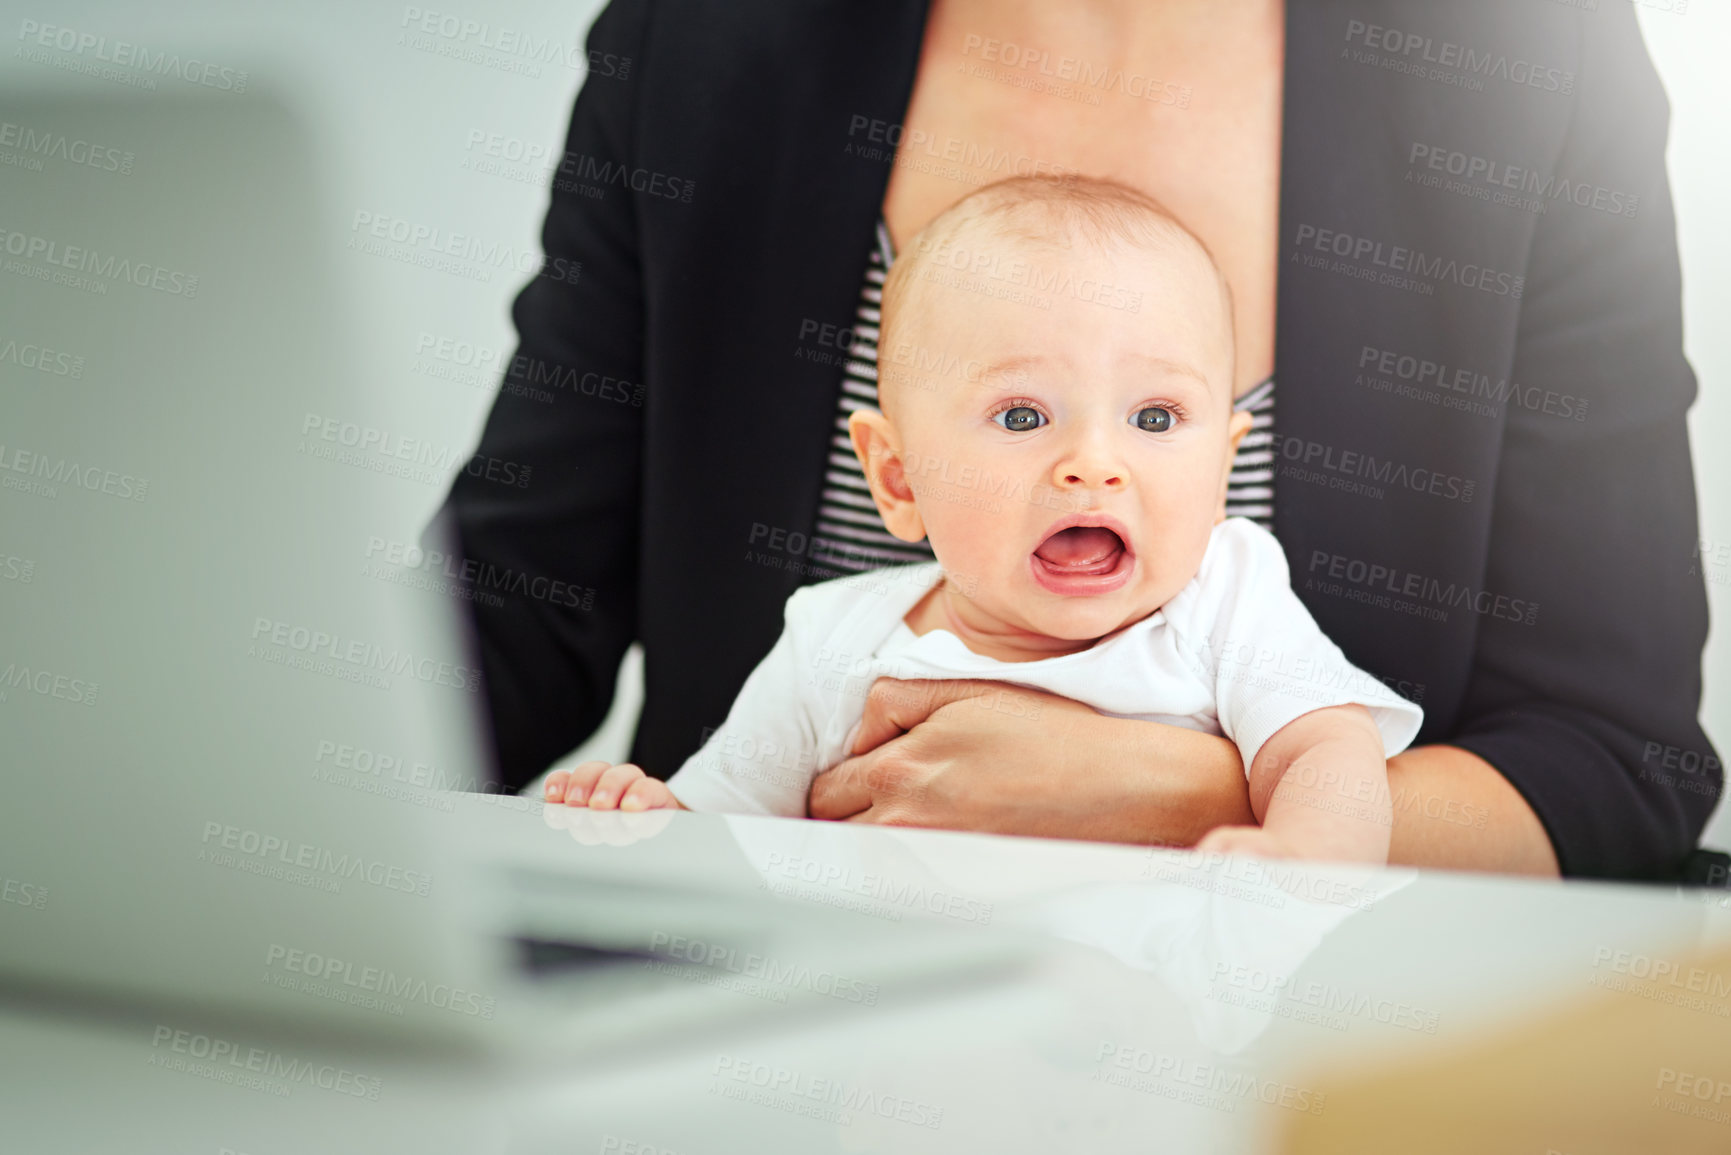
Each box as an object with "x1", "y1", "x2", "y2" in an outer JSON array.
[{"x1": 665, "y1": 517, "x2": 1424, "y2": 816}]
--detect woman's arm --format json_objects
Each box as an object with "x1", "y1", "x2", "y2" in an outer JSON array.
[
  {"x1": 807, "y1": 678, "x2": 1558, "y2": 875},
  {"x1": 1439, "y1": 5, "x2": 1717, "y2": 879},
  {"x1": 430, "y1": 0, "x2": 651, "y2": 792},
  {"x1": 807, "y1": 678, "x2": 1255, "y2": 843},
  {"x1": 1385, "y1": 745, "x2": 1557, "y2": 876}
]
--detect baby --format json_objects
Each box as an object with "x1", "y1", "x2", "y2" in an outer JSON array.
[{"x1": 545, "y1": 175, "x2": 1422, "y2": 864}]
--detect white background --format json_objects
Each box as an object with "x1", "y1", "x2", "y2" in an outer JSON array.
[{"x1": 7, "y1": 0, "x2": 1725, "y2": 846}]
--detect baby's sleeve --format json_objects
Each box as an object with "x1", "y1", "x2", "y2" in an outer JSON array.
[
  {"x1": 663, "y1": 588, "x2": 822, "y2": 816},
  {"x1": 1189, "y1": 521, "x2": 1425, "y2": 775}
]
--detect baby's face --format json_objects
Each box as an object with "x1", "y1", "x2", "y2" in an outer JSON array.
[{"x1": 855, "y1": 229, "x2": 1247, "y2": 647}]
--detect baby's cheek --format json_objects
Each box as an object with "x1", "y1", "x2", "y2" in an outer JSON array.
[{"x1": 924, "y1": 499, "x2": 1013, "y2": 583}]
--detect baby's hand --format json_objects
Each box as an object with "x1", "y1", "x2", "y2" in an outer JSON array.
[{"x1": 545, "y1": 761, "x2": 683, "y2": 812}]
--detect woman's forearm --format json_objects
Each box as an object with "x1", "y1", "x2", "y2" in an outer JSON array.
[
  {"x1": 1385, "y1": 744, "x2": 1560, "y2": 876},
  {"x1": 1097, "y1": 719, "x2": 1560, "y2": 873},
  {"x1": 1087, "y1": 715, "x2": 1255, "y2": 845}
]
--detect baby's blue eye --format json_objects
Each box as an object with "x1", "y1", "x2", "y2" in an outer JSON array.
[
  {"x1": 995, "y1": 405, "x2": 1046, "y2": 433},
  {"x1": 1134, "y1": 407, "x2": 1175, "y2": 433}
]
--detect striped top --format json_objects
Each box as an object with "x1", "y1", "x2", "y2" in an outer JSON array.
[{"x1": 801, "y1": 219, "x2": 1275, "y2": 585}]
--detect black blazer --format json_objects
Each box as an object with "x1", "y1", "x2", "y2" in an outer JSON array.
[{"x1": 435, "y1": 0, "x2": 1719, "y2": 880}]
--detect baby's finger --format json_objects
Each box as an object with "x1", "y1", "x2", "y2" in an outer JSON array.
[
  {"x1": 619, "y1": 776, "x2": 675, "y2": 812},
  {"x1": 549, "y1": 761, "x2": 613, "y2": 806},
  {"x1": 587, "y1": 762, "x2": 647, "y2": 810}
]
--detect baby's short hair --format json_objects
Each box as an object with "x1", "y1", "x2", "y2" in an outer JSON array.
[{"x1": 878, "y1": 175, "x2": 1235, "y2": 417}]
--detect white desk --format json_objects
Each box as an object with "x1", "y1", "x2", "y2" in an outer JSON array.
[{"x1": 4, "y1": 797, "x2": 1727, "y2": 1154}]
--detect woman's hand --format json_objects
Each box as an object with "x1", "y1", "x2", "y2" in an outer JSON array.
[{"x1": 806, "y1": 677, "x2": 1254, "y2": 844}]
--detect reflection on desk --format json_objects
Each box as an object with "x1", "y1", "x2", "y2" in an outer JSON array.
[{"x1": 4, "y1": 799, "x2": 1725, "y2": 1155}]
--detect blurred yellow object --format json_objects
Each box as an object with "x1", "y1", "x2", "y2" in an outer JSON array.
[{"x1": 1280, "y1": 939, "x2": 1731, "y2": 1155}]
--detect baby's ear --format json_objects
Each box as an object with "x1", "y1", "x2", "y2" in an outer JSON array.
[
  {"x1": 847, "y1": 410, "x2": 927, "y2": 544},
  {"x1": 1214, "y1": 407, "x2": 1257, "y2": 524},
  {"x1": 1226, "y1": 406, "x2": 1255, "y2": 454}
]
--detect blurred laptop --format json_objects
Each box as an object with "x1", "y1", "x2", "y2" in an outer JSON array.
[{"x1": 0, "y1": 82, "x2": 1025, "y2": 1057}]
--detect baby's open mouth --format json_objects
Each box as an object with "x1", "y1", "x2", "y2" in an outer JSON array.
[
  {"x1": 1028, "y1": 516, "x2": 1135, "y2": 595},
  {"x1": 1033, "y1": 525, "x2": 1127, "y2": 576}
]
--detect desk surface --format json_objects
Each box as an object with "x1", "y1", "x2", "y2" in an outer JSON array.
[{"x1": 4, "y1": 799, "x2": 1728, "y2": 1154}]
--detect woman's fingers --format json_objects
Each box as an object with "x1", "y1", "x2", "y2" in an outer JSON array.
[
  {"x1": 809, "y1": 743, "x2": 931, "y2": 821},
  {"x1": 850, "y1": 678, "x2": 962, "y2": 756},
  {"x1": 849, "y1": 677, "x2": 1051, "y2": 756},
  {"x1": 807, "y1": 752, "x2": 878, "y2": 820}
]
